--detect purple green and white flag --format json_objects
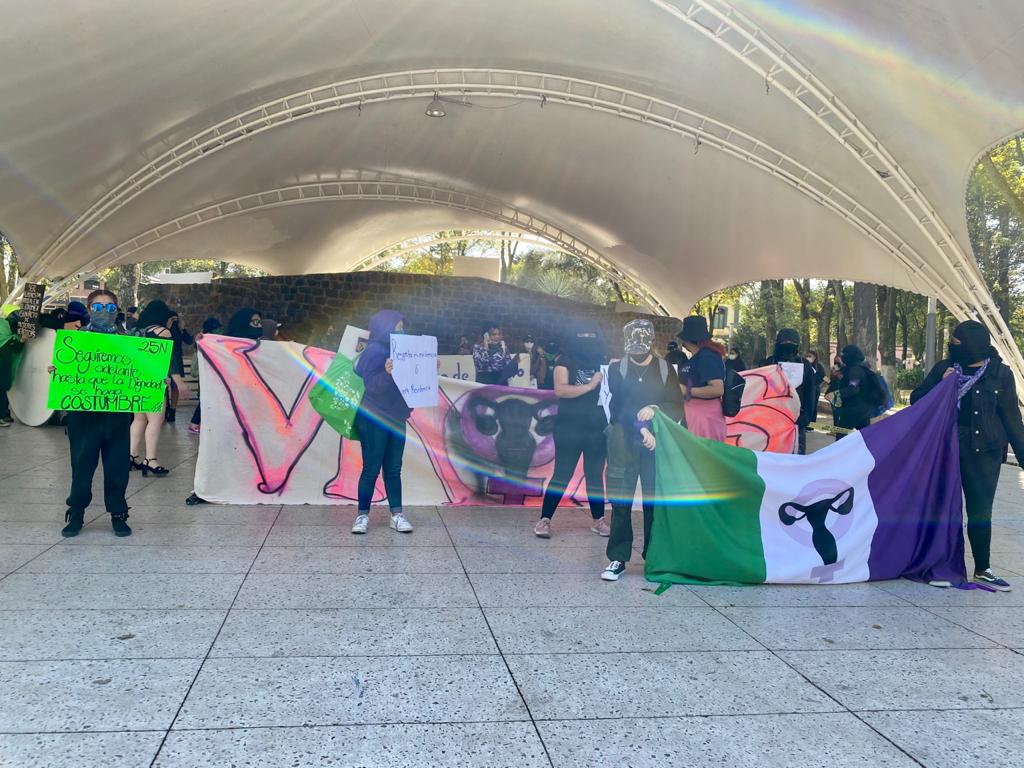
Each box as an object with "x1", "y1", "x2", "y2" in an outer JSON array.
[{"x1": 645, "y1": 376, "x2": 966, "y2": 585}]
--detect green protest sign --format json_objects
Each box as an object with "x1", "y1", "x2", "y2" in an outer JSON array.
[
  {"x1": 309, "y1": 353, "x2": 364, "y2": 440},
  {"x1": 47, "y1": 331, "x2": 171, "y2": 413}
]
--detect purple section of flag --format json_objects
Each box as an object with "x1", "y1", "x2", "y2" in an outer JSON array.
[{"x1": 861, "y1": 376, "x2": 967, "y2": 583}]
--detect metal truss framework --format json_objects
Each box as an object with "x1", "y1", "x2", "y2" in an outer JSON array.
[
  {"x1": 650, "y1": 0, "x2": 1024, "y2": 382},
  {"x1": 352, "y1": 231, "x2": 573, "y2": 271},
  {"x1": 48, "y1": 179, "x2": 669, "y2": 314},
  {"x1": 32, "y1": 67, "x2": 965, "y2": 319}
]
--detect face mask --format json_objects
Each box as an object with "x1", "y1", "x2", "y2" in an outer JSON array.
[
  {"x1": 524, "y1": 342, "x2": 534, "y2": 351},
  {"x1": 806, "y1": 356, "x2": 815, "y2": 364},
  {"x1": 90, "y1": 309, "x2": 118, "y2": 331},
  {"x1": 629, "y1": 352, "x2": 650, "y2": 364},
  {"x1": 948, "y1": 343, "x2": 974, "y2": 367},
  {"x1": 727, "y1": 353, "x2": 737, "y2": 360}
]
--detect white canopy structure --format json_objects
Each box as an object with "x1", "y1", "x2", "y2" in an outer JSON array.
[{"x1": 2, "y1": 1, "x2": 1023, "y2": 365}]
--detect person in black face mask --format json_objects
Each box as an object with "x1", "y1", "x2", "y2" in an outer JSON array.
[
  {"x1": 534, "y1": 326, "x2": 609, "y2": 539},
  {"x1": 760, "y1": 328, "x2": 817, "y2": 454},
  {"x1": 825, "y1": 345, "x2": 875, "y2": 437},
  {"x1": 911, "y1": 320, "x2": 1024, "y2": 591}
]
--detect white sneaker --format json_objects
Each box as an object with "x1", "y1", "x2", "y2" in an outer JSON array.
[
  {"x1": 351, "y1": 514, "x2": 369, "y2": 534},
  {"x1": 601, "y1": 561, "x2": 626, "y2": 581},
  {"x1": 390, "y1": 513, "x2": 413, "y2": 533}
]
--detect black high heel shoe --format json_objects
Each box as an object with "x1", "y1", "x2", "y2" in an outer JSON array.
[
  {"x1": 141, "y1": 458, "x2": 170, "y2": 477},
  {"x1": 129, "y1": 455, "x2": 144, "y2": 471}
]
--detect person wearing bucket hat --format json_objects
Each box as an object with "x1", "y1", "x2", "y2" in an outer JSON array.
[
  {"x1": 600, "y1": 318, "x2": 684, "y2": 582},
  {"x1": 911, "y1": 320, "x2": 1024, "y2": 592},
  {"x1": 675, "y1": 315, "x2": 728, "y2": 441}
]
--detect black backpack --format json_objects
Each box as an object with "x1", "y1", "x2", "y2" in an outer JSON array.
[{"x1": 722, "y1": 367, "x2": 746, "y2": 417}]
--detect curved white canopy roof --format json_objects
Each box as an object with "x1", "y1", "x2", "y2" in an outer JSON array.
[{"x1": 2, "y1": 0, "x2": 1022, "y2": 359}]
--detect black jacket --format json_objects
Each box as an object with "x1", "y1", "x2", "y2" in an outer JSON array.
[
  {"x1": 825, "y1": 362, "x2": 875, "y2": 428},
  {"x1": 911, "y1": 357, "x2": 1024, "y2": 458}
]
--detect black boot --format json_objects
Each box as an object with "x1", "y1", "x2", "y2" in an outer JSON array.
[
  {"x1": 61, "y1": 508, "x2": 85, "y2": 537},
  {"x1": 110, "y1": 511, "x2": 132, "y2": 537},
  {"x1": 165, "y1": 406, "x2": 176, "y2": 423}
]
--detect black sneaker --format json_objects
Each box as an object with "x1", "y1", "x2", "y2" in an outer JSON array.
[
  {"x1": 601, "y1": 560, "x2": 626, "y2": 581},
  {"x1": 0, "y1": 416, "x2": 13, "y2": 427},
  {"x1": 110, "y1": 512, "x2": 132, "y2": 537},
  {"x1": 61, "y1": 509, "x2": 85, "y2": 537},
  {"x1": 974, "y1": 569, "x2": 1011, "y2": 592}
]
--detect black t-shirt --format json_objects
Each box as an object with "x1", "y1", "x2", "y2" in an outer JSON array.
[
  {"x1": 678, "y1": 347, "x2": 726, "y2": 389},
  {"x1": 957, "y1": 366, "x2": 983, "y2": 428},
  {"x1": 556, "y1": 355, "x2": 602, "y2": 419}
]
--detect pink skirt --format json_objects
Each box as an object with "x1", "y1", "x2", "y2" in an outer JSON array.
[{"x1": 685, "y1": 397, "x2": 727, "y2": 442}]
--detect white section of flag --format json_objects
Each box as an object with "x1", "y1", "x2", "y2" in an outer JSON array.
[{"x1": 756, "y1": 431, "x2": 878, "y2": 584}]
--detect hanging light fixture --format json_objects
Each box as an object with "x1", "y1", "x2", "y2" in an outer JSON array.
[{"x1": 425, "y1": 92, "x2": 446, "y2": 118}]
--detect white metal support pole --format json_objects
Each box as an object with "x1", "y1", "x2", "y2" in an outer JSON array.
[{"x1": 924, "y1": 296, "x2": 937, "y2": 371}]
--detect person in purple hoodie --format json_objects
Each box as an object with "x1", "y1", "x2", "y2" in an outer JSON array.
[{"x1": 351, "y1": 310, "x2": 414, "y2": 535}]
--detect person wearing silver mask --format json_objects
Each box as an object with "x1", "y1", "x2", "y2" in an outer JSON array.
[
  {"x1": 911, "y1": 320, "x2": 1024, "y2": 591},
  {"x1": 601, "y1": 319, "x2": 684, "y2": 582}
]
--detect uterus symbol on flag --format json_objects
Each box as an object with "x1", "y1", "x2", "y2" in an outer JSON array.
[
  {"x1": 443, "y1": 385, "x2": 558, "y2": 504},
  {"x1": 777, "y1": 480, "x2": 856, "y2": 581}
]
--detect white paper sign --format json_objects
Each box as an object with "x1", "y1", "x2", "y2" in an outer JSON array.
[
  {"x1": 779, "y1": 362, "x2": 804, "y2": 389},
  {"x1": 390, "y1": 334, "x2": 439, "y2": 408},
  {"x1": 339, "y1": 325, "x2": 369, "y2": 359},
  {"x1": 437, "y1": 355, "x2": 532, "y2": 388},
  {"x1": 599, "y1": 364, "x2": 611, "y2": 420}
]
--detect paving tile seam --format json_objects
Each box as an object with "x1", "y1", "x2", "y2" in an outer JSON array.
[
  {"x1": 911, "y1": 602, "x2": 1024, "y2": 652},
  {"x1": 697, "y1": 597, "x2": 931, "y2": 767},
  {"x1": 436, "y1": 508, "x2": 556, "y2": 768},
  {"x1": 147, "y1": 505, "x2": 283, "y2": 768}
]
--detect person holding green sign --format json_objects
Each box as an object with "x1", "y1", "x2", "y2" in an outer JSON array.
[{"x1": 61, "y1": 289, "x2": 134, "y2": 538}]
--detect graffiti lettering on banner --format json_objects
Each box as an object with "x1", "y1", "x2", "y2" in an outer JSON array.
[
  {"x1": 390, "y1": 334, "x2": 438, "y2": 408},
  {"x1": 47, "y1": 330, "x2": 171, "y2": 412}
]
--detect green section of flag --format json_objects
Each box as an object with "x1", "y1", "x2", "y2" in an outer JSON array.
[
  {"x1": 309, "y1": 353, "x2": 364, "y2": 441},
  {"x1": 644, "y1": 411, "x2": 768, "y2": 585},
  {"x1": 47, "y1": 330, "x2": 171, "y2": 413}
]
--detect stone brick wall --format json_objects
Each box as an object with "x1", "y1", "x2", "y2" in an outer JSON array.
[{"x1": 142, "y1": 272, "x2": 682, "y2": 355}]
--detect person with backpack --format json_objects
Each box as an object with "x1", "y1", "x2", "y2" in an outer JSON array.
[
  {"x1": 601, "y1": 319, "x2": 684, "y2": 581},
  {"x1": 824, "y1": 345, "x2": 878, "y2": 437},
  {"x1": 675, "y1": 316, "x2": 728, "y2": 441},
  {"x1": 534, "y1": 324, "x2": 609, "y2": 539},
  {"x1": 910, "y1": 320, "x2": 1023, "y2": 591},
  {"x1": 759, "y1": 328, "x2": 817, "y2": 454}
]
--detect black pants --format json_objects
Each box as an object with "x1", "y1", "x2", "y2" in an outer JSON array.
[
  {"x1": 541, "y1": 409, "x2": 607, "y2": 520},
  {"x1": 0, "y1": 388, "x2": 9, "y2": 420},
  {"x1": 66, "y1": 411, "x2": 132, "y2": 515},
  {"x1": 797, "y1": 424, "x2": 807, "y2": 454},
  {"x1": 355, "y1": 412, "x2": 406, "y2": 512},
  {"x1": 190, "y1": 400, "x2": 202, "y2": 426},
  {"x1": 960, "y1": 447, "x2": 1002, "y2": 573},
  {"x1": 605, "y1": 424, "x2": 656, "y2": 563}
]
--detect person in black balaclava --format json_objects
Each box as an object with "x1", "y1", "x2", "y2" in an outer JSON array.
[
  {"x1": 760, "y1": 328, "x2": 818, "y2": 454},
  {"x1": 825, "y1": 344, "x2": 875, "y2": 437},
  {"x1": 911, "y1": 320, "x2": 1024, "y2": 591},
  {"x1": 534, "y1": 325, "x2": 610, "y2": 539},
  {"x1": 665, "y1": 340, "x2": 688, "y2": 368},
  {"x1": 227, "y1": 307, "x2": 263, "y2": 340}
]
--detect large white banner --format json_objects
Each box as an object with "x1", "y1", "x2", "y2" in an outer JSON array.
[{"x1": 193, "y1": 337, "x2": 800, "y2": 505}]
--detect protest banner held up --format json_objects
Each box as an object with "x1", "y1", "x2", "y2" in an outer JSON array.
[{"x1": 47, "y1": 331, "x2": 172, "y2": 412}]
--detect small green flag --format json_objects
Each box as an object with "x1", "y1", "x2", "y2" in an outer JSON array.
[
  {"x1": 47, "y1": 330, "x2": 172, "y2": 413},
  {"x1": 309, "y1": 353, "x2": 364, "y2": 441}
]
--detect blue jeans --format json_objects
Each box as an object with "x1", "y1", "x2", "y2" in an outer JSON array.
[{"x1": 355, "y1": 412, "x2": 407, "y2": 512}]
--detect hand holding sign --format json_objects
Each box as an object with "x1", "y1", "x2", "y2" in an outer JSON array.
[{"x1": 389, "y1": 334, "x2": 438, "y2": 408}]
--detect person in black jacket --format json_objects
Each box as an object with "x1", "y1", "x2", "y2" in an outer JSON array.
[
  {"x1": 759, "y1": 329, "x2": 817, "y2": 453},
  {"x1": 825, "y1": 345, "x2": 875, "y2": 437},
  {"x1": 725, "y1": 346, "x2": 746, "y2": 373},
  {"x1": 601, "y1": 319, "x2": 685, "y2": 582},
  {"x1": 911, "y1": 320, "x2": 1024, "y2": 591}
]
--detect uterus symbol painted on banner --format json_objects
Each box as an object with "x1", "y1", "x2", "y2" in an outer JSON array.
[
  {"x1": 444, "y1": 385, "x2": 557, "y2": 504},
  {"x1": 777, "y1": 480, "x2": 855, "y2": 577}
]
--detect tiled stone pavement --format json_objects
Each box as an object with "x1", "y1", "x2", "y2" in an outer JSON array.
[{"x1": 1, "y1": 415, "x2": 1022, "y2": 767}]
